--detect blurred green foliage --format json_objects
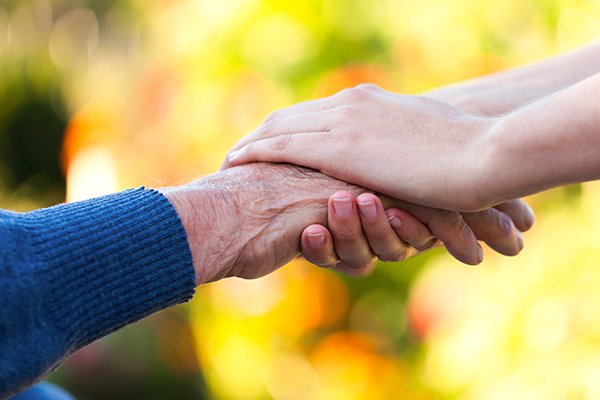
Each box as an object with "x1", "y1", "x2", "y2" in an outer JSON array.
[{"x1": 2, "y1": 0, "x2": 600, "y2": 399}]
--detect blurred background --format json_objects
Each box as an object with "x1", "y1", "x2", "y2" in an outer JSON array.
[{"x1": 3, "y1": 0, "x2": 600, "y2": 398}]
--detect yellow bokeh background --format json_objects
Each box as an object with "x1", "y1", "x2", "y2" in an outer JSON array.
[{"x1": 3, "y1": 0, "x2": 600, "y2": 398}]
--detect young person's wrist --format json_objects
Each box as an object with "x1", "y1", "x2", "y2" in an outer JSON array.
[
  {"x1": 479, "y1": 110, "x2": 538, "y2": 207},
  {"x1": 452, "y1": 114, "x2": 504, "y2": 211}
]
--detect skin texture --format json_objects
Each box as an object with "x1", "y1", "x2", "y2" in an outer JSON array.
[
  {"x1": 222, "y1": 85, "x2": 495, "y2": 212},
  {"x1": 223, "y1": 68, "x2": 600, "y2": 212},
  {"x1": 484, "y1": 72, "x2": 600, "y2": 206},
  {"x1": 161, "y1": 163, "x2": 534, "y2": 284},
  {"x1": 221, "y1": 39, "x2": 600, "y2": 213},
  {"x1": 162, "y1": 163, "x2": 426, "y2": 284},
  {"x1": 302, "y1": 192, "x2": 533, "y2": 274},
  {"x1": 287, "y1": 44, "x2": 595, "y2": 268},
  {"x1": 426, "y1": 39, "x2": 600, "y2": 116},
  {"x1": 220, "y1": 40, "x2": 600, "y2": 265}
]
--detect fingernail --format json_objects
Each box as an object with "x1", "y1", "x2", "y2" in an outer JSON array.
[
  {"x1": 332, "y1": 196, "x2": 353, "y2": 217},
  {"x1": 357, "y1": 199, "x2": 377, "y2": 219},
  {"x1": 227, "y1": 150, "x2": 241, "y2": 163},
  {"x1": 388, "y1": 214, "x2": 402, "y2": 229},
  {"x1": 306, "y1": 232, "x2": 325, "y2": 247},
  {"x1": 516, "y1": 231, "x2": 524, "y2": 251}
]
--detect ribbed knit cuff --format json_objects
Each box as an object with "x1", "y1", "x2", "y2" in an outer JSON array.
[{"x1": 22, "y1": 188, "x2": 196, "y2": 350}]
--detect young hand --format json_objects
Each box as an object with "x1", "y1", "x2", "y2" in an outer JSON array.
[{"x1": 222, "y1": 84, "x2": 498, "y2": 212}]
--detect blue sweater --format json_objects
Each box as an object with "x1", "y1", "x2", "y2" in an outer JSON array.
[{"x1": 0, "y1": 188, "x2": 196, "y2": 398}]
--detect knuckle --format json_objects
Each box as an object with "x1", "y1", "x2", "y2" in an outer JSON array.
[
  {"x1": 434, "y1": 208, "x2": 455, "y2": 224},
  {"x1": 355, "y1": 82, "x2": 380, "y2": 92},
  {"x1": 437, "y1": 210, "x2": 476, "y2": 244},
  {"x1": 260, "y1": 110, "x2": 284, "y2": 134},
  {"x1": 336, "y1": 88, "x2": 354, "y2": 98},
  {"x1": 363, "y1": 227, "x2": 389, "y2": 245},
  {"x1": 415, "y1": 238, "x2": 439, "y2": 252},
  {"x1": 346, "y1": 257, "x2": 376, "y2": 272},
  {"x1": 379, "y1": 246, "x2": 409, "y2": 262},
  {"x1": 334, "y1": 229, "x2": 359, "y2": 242},
  {"x1": 335, "y1": 104, "x2": 356, "y2": 119},
  {"x1": 257, "y1": 119, "x2": 273, "y2": 137},
  {"x1": 264, "y1": 109, "x2": 284, "y2": 123},
  {"x1": 338, "y1": 87, "x2": 368, "y2": 102},
  {"x1": 269, "y1": 134, "x2": 292, "y2": 152},
  {"x1": 478, "y1": 208, "x2": 513, "y2": 238},
  {"x1": 444, "y1": 210, "x2": 469, "y2": 233},
  {"x1": 496, "y1": 213, "x2": 514, "y2": 236}
]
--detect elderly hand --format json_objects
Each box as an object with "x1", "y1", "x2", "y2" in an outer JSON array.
[
  {"x1": 221, "y1": 84, "x2": 500, "y2": 212},
  {"x1": 162, "y1": 163, "x2": 421, "y2": 284},
  {"x1": 162, "y1": 164, "x2": 533, "y2": 284},
  {"x1": 300, "y1": 191, "x2": 534, "y2": 276}
]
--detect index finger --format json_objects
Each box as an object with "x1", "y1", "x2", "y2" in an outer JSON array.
[{"x1": 224, "y1": 96, "x2": 338, "y2": 155}]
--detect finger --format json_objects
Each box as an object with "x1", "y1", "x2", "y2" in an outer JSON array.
[
  {"x1": 424, "y1": 210, "x2": 482, "y2": 265},
  {"x1": 328, "y1": 191, "x2": 376, "y2": 271},
  {"x1": 263, "y1": 96, "x2": 337, "y2": 119},
  {"x1": 494, "y1": 200, "x2": 535, "y2": 232},
  {"x1": 227, "y1": 110, "x2": 334, "y2": 155},
  {"x1": 384, "y1": 201, "x2": 483, "y2": 265},
  {"x1": 355, "y1": 193, "x2": 413, "y2": 262},
  {"x1": 383, "y1": 208, "x2": 439, "y2": 252},
  {"x1": 225, "y1": 131, "x2": 332, "y2": 170},
  {"x1": 301, "y1": 224, "x2": 339, "y2": 268},
  {"x1": 462, "y1": 208, "x2": 523, "y2": 256},
  {"x1": 224, "y1": 95, "x2": 338, "y2": 155},
  {"x1": 224, "y1": 85, "x2": 384, "y2": 168}
]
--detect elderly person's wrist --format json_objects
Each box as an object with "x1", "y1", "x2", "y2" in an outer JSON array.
[
  {"x1": 159, "y1": 184, "x2": 242, "y2": 285},
  {"x1": 162, "y1": 163, "x2": 369, "y2": 284}
]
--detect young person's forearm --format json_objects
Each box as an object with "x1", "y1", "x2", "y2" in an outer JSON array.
[
  {"x1": 483, "y1": 72, "x2": 600, "y2": 205},
  {"x1": 428, "y1": 40, "x2": 600, "y2": 116}
]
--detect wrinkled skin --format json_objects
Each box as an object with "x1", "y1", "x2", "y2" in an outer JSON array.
[
  {"x1": 162, "y1": 163, "x2": 529, "y2": 285},
  {"x1": 164, "y1": 163, "x2": 386, "y2": 283}
]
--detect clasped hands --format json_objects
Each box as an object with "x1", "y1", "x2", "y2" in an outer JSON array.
[{"x1": 164, "y1": 84, "x2": 534, "y2": 285}]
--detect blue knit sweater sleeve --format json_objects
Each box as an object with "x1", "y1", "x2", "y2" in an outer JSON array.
[{"x1": 0, "y1": 188, "x2": 196, "y2": 398}]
